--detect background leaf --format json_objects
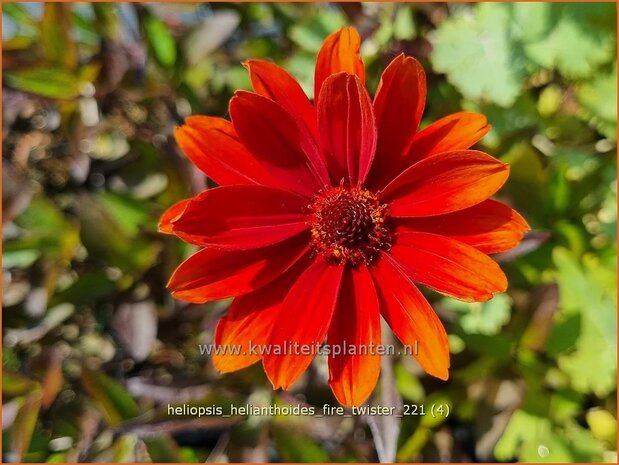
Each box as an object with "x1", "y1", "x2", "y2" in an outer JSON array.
[
  {"x1": 143, "y1": 13, "x2": 177, "y2": 69},
  {"x1": 4, "y1": 68, "x2": 82, "y2": 99}
]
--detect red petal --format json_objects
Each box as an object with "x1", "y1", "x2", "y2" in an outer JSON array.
[
  {"x1": 213, "y1": 255, "x2": 311, "y2": 373},
  {"x1": 390, "y1": 232, "x2": 507, "y2": 302},
  {"x1": 244, "y1": 60, "x2": 331, "y2": 187},
  {"x1": 317, "y1": 73, "x2": 377, "y2": 186},
  {"x1": 174, "y1": 116, "x2": 275, "y2": 186},
  {"x1": 171, "y1": 185, "x2": 309, "y2": 250},
  {"x1": 229, "y1": 91, "x2": 324, "y2": 197},
  {"x1": 314, "y1": 27, "x2": 365, "y2": 101},
  {"x1": 168, "y1": 234, "x2": 309, "y2": 303},
  {"x1": 368, "y1": 55, "x2": 426, "y2": 189},
  {"x1": 327, "y1": 266, "x2": 381, "y2": 406},
  {"x1": 159, "y1": 199, "x2": 191, "y2": 234},
  {"x1": 263, "y1": 258, "x2": 344, "y2": 390},
  {"x1": 405, "y1": 112, "x2": 491, "y2": 165},
  {"x1": 381, "y1": 150, "x2": 510, "y2": 217},
  {"x1": 371, "y1": 253, "x2": 449, "y2": 380},
  {"x1": 394, "y1": 199, "x2": 530, "y2": 254}
]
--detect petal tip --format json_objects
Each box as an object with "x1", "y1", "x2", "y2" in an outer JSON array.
[
  {"x1": 428, "y1": 357, "x2": 451, "y2": 381},
  {"x1": 212, "y1": 357, "x2": 238, "y2": 374}
]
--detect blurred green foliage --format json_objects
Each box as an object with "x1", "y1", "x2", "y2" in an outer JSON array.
[{"x1": 2, "y1": 2, "x2": 617, "y2": 463}]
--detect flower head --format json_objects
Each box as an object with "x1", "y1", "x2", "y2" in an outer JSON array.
[{"x1": 160, "y1": 27, "x2": 530, "y2": 406}]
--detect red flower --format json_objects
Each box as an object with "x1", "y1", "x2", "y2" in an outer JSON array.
[{"x1": 160, "y1": 27, "x2": 529, "y2": 406}]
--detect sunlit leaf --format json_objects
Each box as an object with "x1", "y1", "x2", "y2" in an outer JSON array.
[
  {"x1": 289, "y1": 9, "x2": 346, "y2": 53},
  {"x1": 5, "y1": 68, "x2": 82, "y2": 100},
  {"x1": 576, "y1": 65, "x2": 617, "y2": 140},
  {"x1": 80, "y1": 370, "x2": 139, "y2": 426},
  {"x1": 9, "y1": 391, "x2": 42, "y2": 461},
  {"x1": 444, "y1": 294, "x2": 512, "y2": 336},
  {"x1": 144, "y1": 13, "x2": 177, "y2": 69},
  {"x1": 553, "y1": 248, "x2": 617, "y2": 396},
  {"x1": 41, "y1": 3, "x2": 78, "y2": 69},
  {"x1": 518, "y1": 4, "x2": 616, "y2": 79},
  {"x1": 430, "y1": 3, "x2": 526, "y2": 106},
  {"x1": 394, "y1": 5, "x2": 416, "y2": 41},
  {"x1": 587, "y1": 408, "x2": 617, "y2": 447},
  {"x1": 272, "y1": 424, "x2": 330, "y2": 462},
  {"x1": 2, "y1": 371, "x2": 40, "y2": 397}
]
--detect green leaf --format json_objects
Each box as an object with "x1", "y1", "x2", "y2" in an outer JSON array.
[
  {"x1": 501, "y1": 142, "x2": 547, "y2": 218},
  {"x1": 272, "y1": 425, "x2": 330, "y2": 462},
  {"x1": 3, "y1": 3, "x2": 38, "y2": 30},
  {"x1": 431, "y1": 3, "x2": 616, "y2": 106},
  {"x1": 51, "y1": 271, "x2": 116, "y2": 307},
  {"x1": 576, "y1": 65, "x2": 617, "y2": 140},
  {"x1": 397, "y1": 426, "x2": 432, "y2": 461},
  {"x1": 5, "y1": 68, "x2": 82, "y2": 100},
  {"x1": 80, "y1": 370, "x2": 139, "y2": 426},
  {"x1": 41, "y1": 3, "x2": 77, "y2": 69},
  {"x1": 76, "y1": 193, "x2": 162, "y2": 276},
  {"x1": 144, "y1": 14, "x2": 177, "y2": 68},
  {"x1": 3, "y1": 371, "x2": 40, "y2": 397},
  {"x1": 443, "y1": 294, "x2": 512, "y2": 335},
  {"x1": 98, "y1": 192, "x2": 151, "y2": 237},
  {"x1": 112, "y1": 434, "x2": 139, "y2": 462},
  {"x1": 518, "y1": 4, "x2": 616, "y2": 79},
  {"x1": 537, "y1": 84, "x2": 563, "y2": 117},
  {"x1": 9, "y1": 391, "x2": 43, "y2": 461},
  {"x1": 429, "y1": 3, "x2": 526, "y2": 106},
  {"x1": 546, "y1": 314, "x2": 581, "y2": 356},
  {"x1": 553, "y1": 248, "x2": 617, "y2": 397},
  {"x1": 549, "y1": 388, "x2": 583, "y2": 423},
  {"x1": 587, "y1": 408, "x2": 617, "y2": 446},
  {"x1": 468, "y1": 93, "x2": 539, "y2": 148},
  {"x1": 144, "y1": 436, "x2": 182, "y2": 462},
  {"x1": 11, "y1": 195, "x2": 80, "y2": 262},
  {"x1": 289, "y1": 9, "x2": 346, "y2": 53},
  {"x1": 394, "y1": 5, "x2": 416, "y2": 41},
  {"x1": 493, "y1": 409, "x2": 603, "y2": 462},
  {"x1": 2, "y1": 249, "x2": 41, "y2": 269},
  {"x1": 394, "y1": 363, "x2": 425, "y2": 402}
]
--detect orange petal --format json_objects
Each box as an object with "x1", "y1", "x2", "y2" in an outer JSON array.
[
  {"x1": 381, "y1": 150, "x2": 510, "y2": 217},
  {"x1": 244, "y1": 60, "x2": 331, "y2": 187},
  {"x1": 171, "y1": 185, "x2": 309, "y2": 250},
  {"x1": 174, "y1": 116, "x2": 274, "y2": 186},
  {"x1": 367, "y1": 54, "x2": 426, "y2": 190},
  {"x1": 394, "y1": 199, "x2": 531, "y2": 254},
  {"x1": 391, "y1": 232, "x2": 508, "y2": 302},
  {"x1": 405, "y1": 112, "x2": 491, "y2": 165},
  {"x1": 159, "y1": 198, "x2": 191, "y2": 234},
  {"x1": 229, "y1": 91, "x2": 324, "y2": 197},
  {"x1": 317, "y1": 73, "x2": 377, "y2": 185},
  {"x1": 263, "y1": 257, "x2": 344, "y2": 390},
  {"x1": 168, "y1": 234, "x2": 308, "y2": 303},
  {"x1": 244, "y1": 59, "x2": 317, "y2": 137},
  {"x1": 327, "y1": 265, "x2": 381, "y2": 407},
  {"x1": 314, "y1": 26, "x2": 365, "y2": 100},
  {"x1": 213, "y1": 255, "x2": 311, "y2": 373},
  {"x1": 371, "y1": 253, "x2": 449, "y2": 380}
]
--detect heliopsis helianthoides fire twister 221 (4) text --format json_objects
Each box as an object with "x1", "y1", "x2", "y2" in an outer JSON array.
[{"x1": 159, "y1": 26, "x2": 529, "y2": 407}]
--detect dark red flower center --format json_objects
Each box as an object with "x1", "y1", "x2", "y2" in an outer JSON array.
[{"x1": 308, "y1": 187, "x2": 391, "y2": 266}]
